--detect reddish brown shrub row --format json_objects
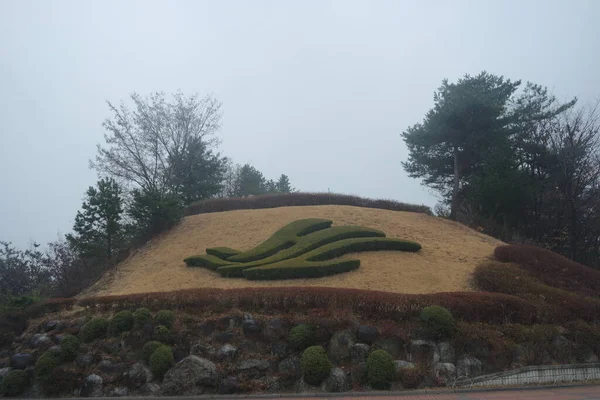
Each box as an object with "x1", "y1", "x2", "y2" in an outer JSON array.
[
  {"x1": 494, "y1": 244, "x2": 600, "y2": 298},
  {"x1": 76, "y1": 287, "x2": 545, "y2": 325},
  {"x1": 184, "y1": 192, "x2": 432, "y2": 216},
  {"x1": 474, "y1": 261, "x2": 600, "y2": 323}
]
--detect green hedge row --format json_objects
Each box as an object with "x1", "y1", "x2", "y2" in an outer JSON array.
[
  {"x1": 243, "y1": 259, "x2": 360, "y2": 280},
  {"x1": 184, "y1": 254, "x2": 233, "y2": 270},
  {"x1": 205, "y1": 247, "x2": 240, "y2": 259}
]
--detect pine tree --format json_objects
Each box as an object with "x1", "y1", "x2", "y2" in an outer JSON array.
[{"x1": 276, "y1": 174, "x2": 293, "y2": 193}]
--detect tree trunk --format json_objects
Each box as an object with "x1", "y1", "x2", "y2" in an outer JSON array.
[{"x1": 450, "y1": 147, "x2": 460, "y2": 221}]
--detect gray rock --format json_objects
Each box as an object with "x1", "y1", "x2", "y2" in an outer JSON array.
[
  {"x1": 437, "y1": 342, "x2": 455, "y2": 363},
  {"x1": 552, "y1": 335, "x2": 574, "y2": 348},
  {"x1": 44, "y1": 320, "x2": 60, "y2": 332},
  {"x1": 10, "y1": 353, "x2": 33, "y2": 370},
  {"x1": 140, "y1": 382, "x2": 160, "y2": 395},
  {"x1": 160, "y1": 356, "x2": 218, "y2": 395},
  {"x1": 110, "y1": 387, "x2": 129, "y2": 397},
  {"x1": 351, "y1": 343, "x2": 370, "y2": 363},
  {"x1": 124, "y1": 362, "x2": 153, "y2": 388},
  {"x1": 218, "y1": 376, "x2": 238, "y2": 394},
  {"x1": 97, "y1": 360, "x2": 126, "y2": 374},
  {"x1": 48, "y1": 345, "x2": 61, "y2": 355},
  {"x1": 432, "y1": 362, "x2": 456, "y2": 386},
  {"x1": 323, "y1": 367, "x2": 350, "y2": 392},
  {"x1": 456, "y1": 355, "x2": 483, "y2": 378},
  {"x1": 278, "y1": 356, "x2": 301, "y2": 379},
  {"x1": 237, "y1": 358, "x2": 271, "y2": 378},
  {"x1": 190, "y1": 340, "x2": 216, "y2": 357},
  {"x1": 76, "y1": 354, "x2": 94, "y2": 368},
  {"x1": 198, "y1": 321, "x2": 216, "y2": 336},
  {"x1": 271, "y1": 342, "x2": 288, "y2": 358},
  {"x1": 0, "y1": 350, "x2": 11, "y2": 358},
  {"x1": 0, "y1": 367, "x2": 11, "y2": 385},
  {"x1": 266, "y1": 376, "x2": 282, "y2": 393},
  {"x1": 351, "y1": 362, "x2": 368, "y2": 384},
  {"x1": 394, "y1": 359, "x2": 415, "y2": 373},
  {"x1": 218, "y1": 315, "x2": 242, "y2": 330},
  {"x1": 373, "y1": 337, "x2": 406, "y2": 358},
  {"x1": 328, "y1": 330, "x2": 356, "y2": 363},
  {"x1": 242, "y1": 313, "x2": 261, "y2": 335},
  {"x1": 214, "y1": 332, "x2": 235, "y2": 343},
  {"x1": 357, "y1": 325, "x2": 379, "y2": 344},
  {"x1": 81, "y1": 374, "x2": 103, "y2": 397},
  {"x1": 30, "y1": 333, "x2": 52, "y2": 349},
  {"x1": 294, "y1": 377, "x2": 321, "y2": 394},
  {"x1": 263, "y1": 318, "x2": 288, "y2": 341},
  {"x1": 217, "y1": 344, "x2": 238, "y2": 361},
  {"x1": 580, "y1": 347, "x2": 599, "y2": 363},
  {"x1": 408, "y1": 340, "x2": 440, "y2": 364},
  {"x1": 239, "y1": 340, "x2": 267, "y2": 354}
]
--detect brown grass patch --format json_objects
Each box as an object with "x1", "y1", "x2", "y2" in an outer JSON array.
[{"x1": 83, "y1": 205, "x2": 502, "y2": 296}]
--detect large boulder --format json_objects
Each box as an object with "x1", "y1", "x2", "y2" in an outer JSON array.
[
  {"x1": 432, "y1": 363, "x2": 456, "y2": 386},
  {"x1": 0, "y1": 367, "x2": 11, "y2": 386},
  {"x1": 160, "y1": 356, "x2": 218, "y2": 395},
  {"x1": 437, "y1": 342, "x2": 455, "y2": 363},
  {"x1": 351, "y1": 343, "x2": 370, "y2": 363},
  {"x1": 242, "y1": 313, "x2": 261, "y2": 336},
  {"x1": 394, "y1": 360, "x2": 415, "y2": 373},
  {"x1": 110, "y1": 387, "x2": 129, "y2": 397},
  {"x1": 81, "y1": 374, "x2": 103, "y2": 397},
  {"x1": 351, "y1": 362, "x2": 368, "y2": 385},
  {"x1": 218, "y1": 376, "x2": 238, "y2": 394},
  {"x1": 124, "y1": 362, "x2": 153, "y2": 389},
  {"x1": 328, "y1": 330, "x2": 356, "y2": 364},
  {"x1": 43, "y1": 320, "x2": 60, "y2": 332},
  {"x1": 217, "y1": 344, "x2": 238, "y2": 361},
  {"x1": 140, "y1": 382, "x2": 160, "y2": 396},
  {"x1": 278, "y1": 356, "x2": 301, "y2": 379},
  {"x1": 456, "y1": 356, "x2": 483, "y2": 378},
  {"x1": 372, "y1": 337, "x2": 406, "y2": 358},
  {"x1": 356, "y1": 325, "x2": 379, "y2": 344},
  {"x1": 323, "y1": 367, "x2": 350, "y2": 392},
  {"x1": 75, "y1": 355, "x2": 94, "y2": 368},
  {"x1": 214, "y1": 332, "x2": 235, "y2": 343},
  {"x1": 263, "y1": 318, "x2": 288, "y2": 341},
  {"x1": 190, "y1": 340, "x2": 216, "y2": 358},
  {"x1": 271, "y1": 342, "x2": 288, "y2": 358},
  {"x1": 236, "y1": 359, "x2": 271, "y2": 378},
  {"x1": 97, "y1": 360, "x2": 126, "y2": 374},
  {"x1": 10, "y1": 353, "x2": 33, "y2": 370},
  {"x1": 30, "y1": 333, "x2": 53, "y2": 349},
  {"x1": 408, "y1": 340, "x2": 440, "y2": 364}
]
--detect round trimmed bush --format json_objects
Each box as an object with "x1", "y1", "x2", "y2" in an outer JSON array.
[
  {"x1": 300, "y1": 345, "x2": 332, "y2": 385},
  {"x1": 109, "y1": 310, "x2": 134, "y2": 334},
  {"x1": 155, "y1": 310, "x2": 175, "y2": 329},
  {"x1": 419, "y1": 305, "x2": 456, "y2": 339},
  {"x1": 35, "y1": 350, "x2": 59, "y2": 381},
  {"x1": 59, "y1": 334, "x2": 80, "y2": 362},
  {"x1": 79, "y1": 317, "x2": 108, "y2": 343},
  {"x1": 142, "y1": 341, "x2": 164, "y2": 363},
  {"x1": 1, "y1": 369, "x2": 28, "y2": 396},
  {"x1": 367, "y1": 349, "x2": 395, "y2": 390},
  {"x1": 288, "y1": 324, "x2": 315, "y2": 350},
  {"x1": 154, "y1": 325, "x2": 169, "y2": 342},
  {"x1": 149, "y1": 345, "x2": 174, "y2": 379},
  {"x1": 133, "y1": 308, "x2": 152, "y2": 328}
]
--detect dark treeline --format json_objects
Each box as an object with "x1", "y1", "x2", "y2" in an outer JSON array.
[
  {"x1": 1, "y1": 92, "x2": 294, "y2": 302},
  {"x1": 403, "y1": 72, "x2": 600, "y2": 268}
]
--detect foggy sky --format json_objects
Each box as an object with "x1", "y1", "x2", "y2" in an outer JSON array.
[{"x1": 1, "y1": 0, "x2": 599, "y2": 248}]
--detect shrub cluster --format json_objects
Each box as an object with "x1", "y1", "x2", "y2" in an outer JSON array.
[
  {"x1": 149, "y1": 345, "x2": 174, "y2": 379},
  {"x1": 301, "y1": 346, "x2": 332, "y2": 385},
  {"x1": 288, "y1": 324, "x2": 316, "y2": 350},
  {"x1": 154, "y1": 325, "x2": 170, "y2": 342},
  {"x1": 1, "y1": 370, "x2": 28, "y2": 396},
  {"x1": 155, "y1": 310, "x2": 175, "y2": 329},
  {"x1": 109, "y1": 310, "x2": 134, "y2": 334},
  {"x1": 185, "y1": 192, "x2": 432, "y2": 216},
  {"x1": 205, "y1": 247, "x2": 241, "y2": 259},
  {"x1": 419, "y1": 305, "x2": 456, "y2": 339},
  {"x1": 133, "y1": 308, "x2": 152, "y2": 328},
  {"x1": 59, "y1": 335, "x2": 80, "y2": 362},
  {"x1": 398, "y1": 366, "x2": 425, "y2": 389},
  {"x1": 79, "y1": 317, "x2": 108, "y2": 342},
  {"x1": 142, "y1": 341, "x2": 164, "y2": 363},
  {"x1": 367, "y1": 350, "x2": 395, "y2": 389},
  {"x1": 35, "y1": 350, "x2": 59, "y2": 381}
]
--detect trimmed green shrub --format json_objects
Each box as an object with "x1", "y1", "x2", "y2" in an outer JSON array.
[
  {"x1": 149, "y1": 345, "x2": 174, "y2": 379},
  {"x1": 109, "y1": 310, "x2": 134, "y2": 334},
  {"x1": 301, "y1": 345, "x2": 332, "y2": 385},
  {"x1": 79, "y1": 317, "x2": 108, "y2": 342},
  {"x1": 367, "y1": 349, "x2": 395, "y2": 389},
  {"x1": 1, "y1": 369, "x2": 28, "y2": 396},
  {"x1": 59, "y1": 334, "x2": 80, "y2": 362},
  {"x1": 133, "y1": 308, "x2": 152, "y2": 328},
  {"x1": 154, "y1": 325, "x2": 169, "y2": 342},
  {"x1": 243, "y1": 259, "x2": 360, "y2": 280},
  {"x1": 155, "y1": 310, "x2": 175, "y2": 329},
  {"x1": 206, "y1": 247, "x2": 241, "y2": 259},
  {"x1": 142, "y1": 341, "x2": 164, "y2": 363},
  {"x1": 184, "y1": 254, "x2": 234, "y2": 270},
  {"x1": 35, "y1": 350, "x2": 59, "y2": 381},
  {"x1": 420, "y1": 305, "x2": 456, "y2": 339},
  {"x1": 288, "y1": 324, "x2": 316, "y2": 350}
]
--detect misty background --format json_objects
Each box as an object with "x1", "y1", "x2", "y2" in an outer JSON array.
[{"x1": 1, "y1": 0, "x2": 599, "y2": 248}]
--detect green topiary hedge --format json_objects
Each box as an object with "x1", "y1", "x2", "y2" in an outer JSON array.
[
  {"x1": 288, "y1": 324, "x2": 316, "y2": 350},
  {"x1": 301, "y1": 345, "x2": 332, "y2": 385},
  {"x1": 109, "y1": 310, "x2": 134, "y2": 334},
  {"x1": 206, "y1": 247, "x2": 241, "y2": 259},
  {"x1": 59, "y1": 334, "x2": 80, "y2": 362},
  {"x1": 133, "y1": 308, "x2": 152, "y2": 328},
  {"x1": 184, "y1": 254, "x2": 234, "y2": 270},
  {"x1": 367, "y1": 349, "x2": 395, "y2": 389},
  {"x1": 419, "y1": 305, "x2": 456, "y2": 339},
  {"x1": 1, "y1": 369, "x2": 28, "y2": 396},
  {"x1": 142, "y1": 341, "x2": 164, "y2": 363},
  {"x1": 35, "y1": 350, "x2": 59, "y2": 381},
  {"x1": 155, "y1": 310, "x2": 175, "y2": 329},
  {"x1": 154, "y1": 325, "x2": 169, "y2": 342},
  {"x1": 79, "y1": 317, "x2": 108, "y2": 343},
  {"x1": 149, "y1": 345, "x2": 174, "y2": 379}
]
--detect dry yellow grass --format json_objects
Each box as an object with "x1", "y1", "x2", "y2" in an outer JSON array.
[{"x1": 84, "y1": 205, "x2": 503, "y2": 296}]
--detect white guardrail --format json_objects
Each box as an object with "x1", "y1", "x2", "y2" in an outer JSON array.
[{"x1": 452, "y1": 363, "x2": 600, "y2": 389}]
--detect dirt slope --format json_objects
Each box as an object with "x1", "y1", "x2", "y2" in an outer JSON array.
[{"x1": 84, "y1": 205, "x2": 502, "y2": 296}]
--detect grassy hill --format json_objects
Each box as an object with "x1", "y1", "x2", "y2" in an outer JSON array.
[{"x1": 84, "y1": 204, "x2": 501, "y2": 296}]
